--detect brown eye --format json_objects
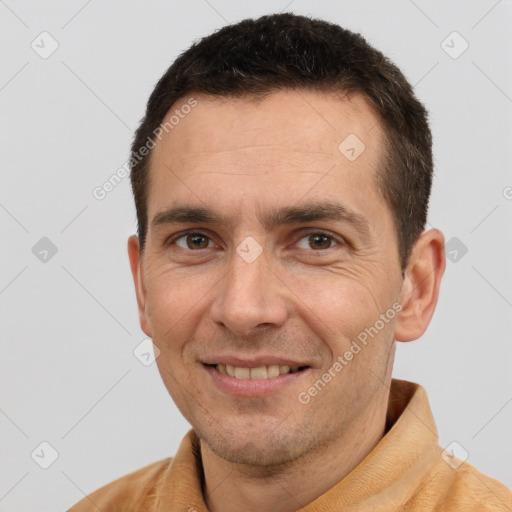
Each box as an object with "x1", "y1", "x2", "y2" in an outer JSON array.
[
  {"x1": 174, "y1": 232, "x2": 213, "y2": 250},
  {"x1": 296, "y1": 231, "x2": 341, "y2": 251},
  {"x1": 309, "y1": 234, "x2": 332, "y2": 250}
]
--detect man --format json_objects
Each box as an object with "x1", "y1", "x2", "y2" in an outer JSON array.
[{"x1": 69, "y1": 13, "x2": 511, "y2": 512}]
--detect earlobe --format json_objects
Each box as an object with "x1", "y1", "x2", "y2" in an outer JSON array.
[
  {"x1": 127, "y1": 235, "x2": 153, "y2": 338},
  {"x1": 394, "y1": 229, "x2": 446, "y2": 342}
]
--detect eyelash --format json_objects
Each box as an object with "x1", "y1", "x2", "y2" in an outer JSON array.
[{"x1": 165, "y1": 229, "x2": 346, "y2": 253}]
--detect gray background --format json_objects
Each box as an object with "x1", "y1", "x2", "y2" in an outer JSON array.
[{"x1": 1, "y1": 0, "x2": 511, "y2": 510}]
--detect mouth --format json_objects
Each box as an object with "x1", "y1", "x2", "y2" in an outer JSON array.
[
  {"x1": 203, "y1": 362, "x2": 311, "y2": 397},
  {"x1": 206, "y1": 363, "x2": 310, "y2": 380}
]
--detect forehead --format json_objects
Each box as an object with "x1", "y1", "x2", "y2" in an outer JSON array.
[
  {"x1": 147, "y1": 89, "x2": 389, "y2": 231},
  {"x1": 154, "y1": 89, "x2": 383, "y2": 161}
]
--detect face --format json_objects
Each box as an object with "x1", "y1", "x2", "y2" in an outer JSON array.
[{"x1": 129, "y1": 89, "x2": 407, "y2": 467}]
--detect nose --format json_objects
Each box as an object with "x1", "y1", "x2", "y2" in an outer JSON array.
[{"x1": 209, "y1": 245, "x2": 288, "y2": 337}]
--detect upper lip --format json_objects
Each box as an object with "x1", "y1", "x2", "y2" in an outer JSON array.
[{"x1": 202, "y1": 355, "x2": 311, "y2": 368}]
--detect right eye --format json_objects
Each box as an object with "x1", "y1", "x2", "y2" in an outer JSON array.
[{"x1": 167, "y1": 231, "x2": 215, "y2": 251}]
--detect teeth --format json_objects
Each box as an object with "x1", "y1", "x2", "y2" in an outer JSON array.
[
  {"x1": 267, "y1": 365, "x2": 280, "y2": 378},
  {"x1": 234, "y1": 367, "x2": 250, "y2": 379},
  {"x1": 250, "y1": 366, "x2": 267, "y2": 379},
  {"x1": 215, "y1": 363, "x2": 303, "y2": 379}
]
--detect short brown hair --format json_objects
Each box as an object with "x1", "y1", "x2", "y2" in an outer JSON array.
[{"x1": 130, "y1": 13, "x2": 433, "y2": 271}]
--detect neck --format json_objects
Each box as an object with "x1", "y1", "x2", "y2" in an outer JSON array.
[{"x1": 200, "y1": 385, "x2": 391, "y2": 512}]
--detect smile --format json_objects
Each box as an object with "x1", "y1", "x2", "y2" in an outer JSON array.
[
  {"x1": 212, "y1": 364, "x2": 309, "y2": 379},
  {"x1": 204, "y1": 363, "x2": 311, "y2": 397}
]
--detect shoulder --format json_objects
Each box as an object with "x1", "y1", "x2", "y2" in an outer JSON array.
[
  {"x1": 408, "y1": 458, "x2": 512, "y2": 511},
  {"x1": 443, "y1": 462, "x2": 512, "y2": 511},
  {"x1": 67, "y1": 457, "x2": 173, "y2": 512}
]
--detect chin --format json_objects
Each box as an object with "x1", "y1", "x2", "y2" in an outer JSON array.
[
  {"x1": 211, "y1": 438, "x2": 297, "y2": 467},
  {"x1": 197, "y1": 420, "x2": 308, "y2": 469}
]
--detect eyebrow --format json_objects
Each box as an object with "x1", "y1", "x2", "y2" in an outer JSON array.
[{"x1": 151, "y1": 201, "x2": 372, "y2": 241}]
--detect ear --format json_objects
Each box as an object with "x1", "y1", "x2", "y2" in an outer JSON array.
[
  {"x1": 127, "y1": 235, "x2": 153, "y2": 338},
  {"x1": 394, "y1": 229, "x2": 446, "y2": 342}
]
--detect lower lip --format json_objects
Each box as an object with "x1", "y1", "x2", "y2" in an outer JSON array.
[{"x1": 204, "y1": 364, "x2": 309, "y2": 397}]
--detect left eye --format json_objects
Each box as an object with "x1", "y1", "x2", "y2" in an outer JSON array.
[{"x1": 296, "y1": 232, "x2": 340, "y2": 251}]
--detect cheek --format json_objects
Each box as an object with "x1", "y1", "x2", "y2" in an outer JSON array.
[
  {"x1": 149, "y1": 273, "x2": 205, "y2": 407},
  {"x1": 291, "y1": 273, "x2": 395, "y2": 419},
  {"x1": 289, "y1": 270, "x2": 391, "y2": 357},
  {"x1": 145, "y1": 270, "x2": 209, "y2": 354}
]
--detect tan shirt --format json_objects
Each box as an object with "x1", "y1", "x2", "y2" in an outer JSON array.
[{"x1": 68, "y1": 379, "x2": 512, "y2": 511}]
